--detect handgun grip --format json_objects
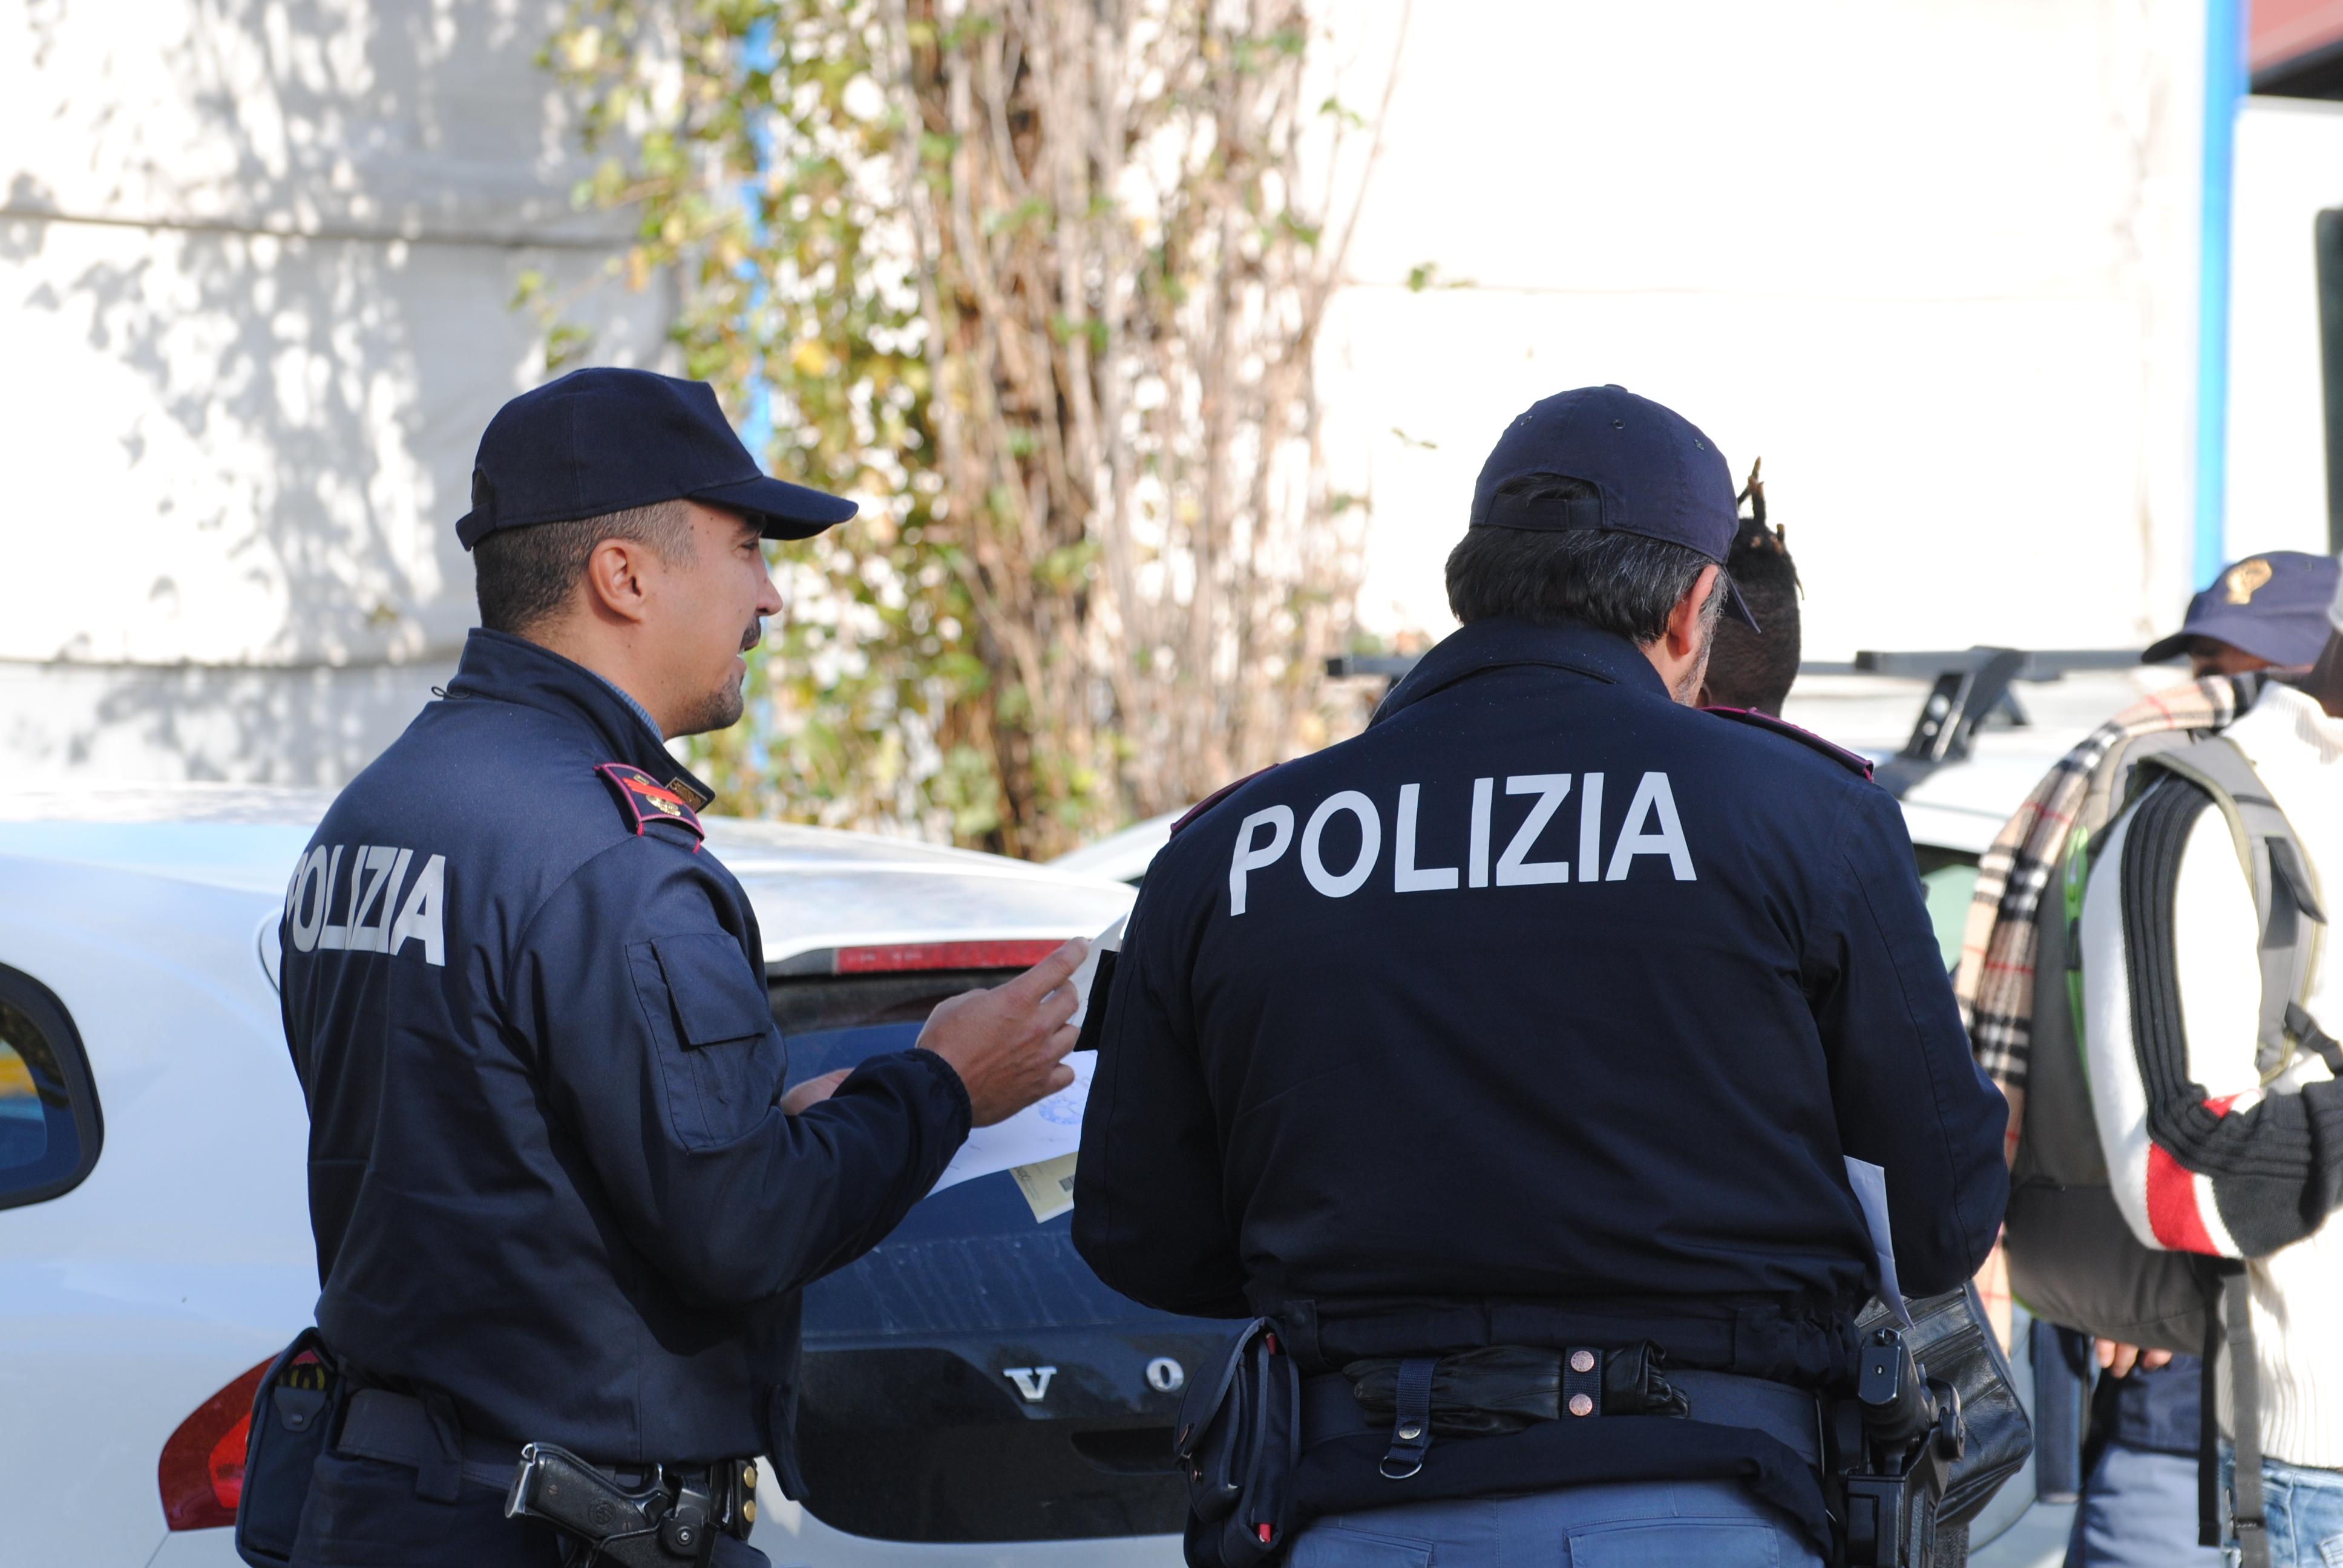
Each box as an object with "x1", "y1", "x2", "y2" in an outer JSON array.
[{"x1": 506, "y1": 1441, "x2": 653, "y2": 1541}]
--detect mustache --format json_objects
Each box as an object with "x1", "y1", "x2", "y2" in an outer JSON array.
[{"x1": 739, "y1": 619, "x2": 764, "y2": 654}]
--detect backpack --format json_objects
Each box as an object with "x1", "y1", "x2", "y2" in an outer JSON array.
[
  {"x1": 2002, "y1": 731, "x2": 2329, "y2": 1568},
  {"x1": 2002, "y1": 733, "x2": 2327, "y2": 1348}
]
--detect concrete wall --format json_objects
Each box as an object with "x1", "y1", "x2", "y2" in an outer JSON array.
[{"x1": 0, "y1": 0, "x2": 667, "y2": 783}]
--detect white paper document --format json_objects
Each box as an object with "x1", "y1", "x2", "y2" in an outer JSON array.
[
  {"x1": 1844, "y1": 1156, "x2": 1915, "y2": 1328},
  {"x1": 1063, "y1": 914, "x2": 1126, "y2": 1028},
  {"x1": 931, "y1": 1050, "x2": 1095, "y2": 1196},
  {"x1": 927, "y1": 915, "x2": 1125, "y2": 1205}
]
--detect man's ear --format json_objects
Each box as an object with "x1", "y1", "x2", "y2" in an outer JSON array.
[
  {"x1": 580, "y1": 536, "x2": 659, "y2": 627},
  {"x1": 1667, "y1": 564, "x2": 1721, "y2": 657}
]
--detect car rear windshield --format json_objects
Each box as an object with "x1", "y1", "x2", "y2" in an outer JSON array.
[{"x1": 770, "y1": 990, "x2": 1205, "y2": 1543}]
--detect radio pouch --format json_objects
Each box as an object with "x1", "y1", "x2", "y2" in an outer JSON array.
[
  {"x1": 235, "y1": 1328, "x2": 345, "y2": 1567},
  {"x1": 1176, "y1": 1317, "x2": 1300, "y2": 1568}
]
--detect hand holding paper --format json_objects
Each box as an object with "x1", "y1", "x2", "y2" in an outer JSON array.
[
  {"x1": 932, "y1": 915, "x2": 1126, "y2": 1214},
  {"x1": 914, "y1": 935, "x2": 1087, "y2": 1125}
]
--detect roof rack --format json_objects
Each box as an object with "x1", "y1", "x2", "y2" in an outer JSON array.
[{"x1": 1326, "y1": 647, "x2": 2161, "y2": 798}]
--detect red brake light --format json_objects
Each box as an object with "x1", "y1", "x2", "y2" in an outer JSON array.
[
  {"x1": 160, "y1": 1358, "x2": 269, "y2": 1530},
  {"x1": 834, "y1": 940, "x2": 1069, "y2": 973}
]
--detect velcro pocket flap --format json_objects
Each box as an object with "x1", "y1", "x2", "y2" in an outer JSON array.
[{"x1": 651, "y1": 933, "x2": 772, "y2": 1048}]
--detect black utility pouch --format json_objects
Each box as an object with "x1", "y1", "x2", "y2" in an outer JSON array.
[
  {"x1": 1857, "y1": 1284, "x2": 2032, "y2": 1529},
  {"x1": 1175, "y1": 1317, "x2": 1300, "y2": 1568},
  {"x1": 234, "y1": 1328, "x2": 344, "y2": 1567}
]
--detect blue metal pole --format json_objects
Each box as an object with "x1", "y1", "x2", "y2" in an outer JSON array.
[{"x1": 2194, "y1": 0, "x2": 2246, "y2": 588}]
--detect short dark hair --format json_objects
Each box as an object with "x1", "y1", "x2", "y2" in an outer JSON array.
[
  {"x1": 1444, "y1": 477, "x2": 1724, "y2": 644},
  {"x1": 1702, "y1": 523, "x2": 1802, "y2": 714},
  {"x1": 472, "y1": 500, "x2": 696, "y2": 636}
]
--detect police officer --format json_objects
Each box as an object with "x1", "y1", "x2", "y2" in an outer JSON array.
[
  {"x1": 1073, "y1": 386, "x2": 2008, "y2": 1565},
  {"x1": 275, "y1": 367, "x2": 1086, "y2": 1565}
]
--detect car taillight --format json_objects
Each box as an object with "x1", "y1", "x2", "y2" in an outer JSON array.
[
  {"x1": 160, "y1": 1358, "x2": 269, "y2": 1529},
  {"x1": 835, "y1": 941, "x2": 1068, "y2": 973}
]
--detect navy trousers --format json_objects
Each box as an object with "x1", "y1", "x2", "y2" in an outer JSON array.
[{"x1": 289, "y1": 1452, "x2": 772, "y2": 1568}]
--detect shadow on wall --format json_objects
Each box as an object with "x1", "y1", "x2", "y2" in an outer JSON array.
[
  {"x1": 4, "y1": 0, "x2": 664, "y2": 785},
  {"x1": 0, "y1": 660, "x2": 463, "y2": 786}
]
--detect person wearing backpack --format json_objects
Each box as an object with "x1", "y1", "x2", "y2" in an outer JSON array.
[
  {"x1": 2073, "y1": 568, "x2": 2343, "y2": 1568},
  {"x1": 1953, "y1": 550, "x2": 2336, "y2": 1568}
]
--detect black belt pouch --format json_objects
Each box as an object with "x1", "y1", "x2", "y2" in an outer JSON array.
[
  {"x1": 234, "y1": 1327, "x2": 345, "y2": 1567},
  {"x1": 1175, "y1": 1317, "x2": 1300, "y2": 1568},
  {"x1": 1857, "y1": 1284, "x2": 2033, "y2": 1529}
]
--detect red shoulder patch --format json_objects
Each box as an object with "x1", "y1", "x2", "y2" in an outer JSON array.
[
  {"x1": 1167, "y1": 765, "x2": 1282, "y2": 839},
  {"x1": 1701, "y1": 706, "x2": 1876, "y2": 780},
  {"x1": 596, "y1": 762, "x2": 706, "y2": 847}
]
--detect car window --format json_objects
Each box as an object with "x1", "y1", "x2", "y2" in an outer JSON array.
[
  {"x1": 1918, "y1": 860, "x2": 1981, "y2": 974},
  {"x1": 0, "y1": 971, "x2": 101, "y2": 1209}
]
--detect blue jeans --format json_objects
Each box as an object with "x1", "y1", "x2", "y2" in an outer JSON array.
[
  {"x1": 1287, "y1": 1479, "x2": 1824, "y2": 1567},
  {"x1": 2221, "y1": 1447, "x2": 2343, "y2": 1567},
  {"x1": 2065, "y1": 1441, "x2": 2220, "y2": 1567}
]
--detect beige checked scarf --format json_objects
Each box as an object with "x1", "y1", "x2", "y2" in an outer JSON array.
[{"x1": 1953, "y1": 673, "x2": 2263, "y2": 1154}]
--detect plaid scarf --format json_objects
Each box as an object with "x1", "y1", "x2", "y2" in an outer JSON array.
[{"x1": 1953, "y1": 674, "x2": 2261, "y2": 1149}]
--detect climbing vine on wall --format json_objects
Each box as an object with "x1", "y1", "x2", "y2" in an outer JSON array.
[{"x1": 542, "y1": 0, "x2": 1398, "y2": 855}]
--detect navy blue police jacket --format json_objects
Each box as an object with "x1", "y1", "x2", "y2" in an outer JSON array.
[
  {"x1": 1073, "y1": 618, "x2": 2007, "y2": 1520},
  {"x1": 276, "y1": 629, "x2": 971, "y2": 1481}
]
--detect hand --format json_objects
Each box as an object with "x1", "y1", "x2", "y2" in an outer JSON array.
[
  {"x1": 2095, "y1": 1339, "x2": 2174, "y2": 1379},
  {"x1": 779, "y1": 1068, "x2": 852, "y2": 1116},
  {"x1": 914, "y1": 938, "x2": 1088, "y2": 1126}
]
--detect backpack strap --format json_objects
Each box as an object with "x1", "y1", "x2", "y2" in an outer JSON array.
[
  {"x1": 2226, "y1": 1266, "x2": 2270, "y2": 1568},
  {"x1": 2089, "y1": 728, "x2": 2198, "y2": 835},
  {"x1": 2198, "y1": 1261, "x2": 2269, "y2": 1566},
  {"x1": 2137, "y1": 737, "x2": 2327, "y2": 1077},
  {"x1": 2059, "y1": 730, "x2": 2267, "y2": 1071}
]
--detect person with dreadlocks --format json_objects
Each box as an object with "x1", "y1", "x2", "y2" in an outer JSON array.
[{"x1": 1700, "y1": 460, "x2": 1802, "y2": 716}]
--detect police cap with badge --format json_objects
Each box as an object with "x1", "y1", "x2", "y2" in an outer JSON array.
[{"x1": 2141, "y1": 550, "x2": 2340, "y2": 670}]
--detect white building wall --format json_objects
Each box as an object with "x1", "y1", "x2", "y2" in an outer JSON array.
[
  {"x1": 1320, "y1": 0, "x2": 2227, "y2": 659},
  {"x1": 5, "y1": 0, "x2": 2331, "y2": 789},
  {"x1": 0, "y1": 0, "x2": 667, "y2": 783},
  {"x1": 2228, "y1": 95, "x2": 2343, "y2": 558}
]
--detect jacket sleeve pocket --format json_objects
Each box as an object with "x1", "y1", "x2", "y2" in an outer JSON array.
[{"x1": 632, "y1": 932, "x2": 786, "y2": 1149}]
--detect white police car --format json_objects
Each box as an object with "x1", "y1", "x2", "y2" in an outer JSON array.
[
  {"x1": 0, "y1": 784, "x2": 1196, "y2": 1567},
  {"x1": 2, "y1": 655, "x2": 2165, "y2": 1567}
]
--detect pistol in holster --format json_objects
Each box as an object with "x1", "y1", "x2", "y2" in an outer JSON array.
[
  {"x1": 1824, "y1": 1325, "x2": 1967, "y2": 1568},
  {"x1": 505, "y1": 1442, "x2": 755, "y2": 1568}
]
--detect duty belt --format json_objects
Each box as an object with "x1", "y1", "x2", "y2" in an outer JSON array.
[
  {"x1": 1303, "y1": 1344, "x2": 1823, "y2": 1481},
  {"x1": 335, "y1": 1387, "x2": 758, "y2": 1543}
]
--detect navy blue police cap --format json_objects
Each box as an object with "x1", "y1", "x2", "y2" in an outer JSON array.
[
  {"x1": 456, "y1": 367, "x2": 857, "y2": 549},
  {"x1": 2141, "y1": 549, "x2": 2341, "y2": 668},
  {"x1": 1470, "y1": 384, "x2": 1758, "y2": 629}
]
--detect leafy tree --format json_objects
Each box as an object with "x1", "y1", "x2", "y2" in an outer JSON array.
[{"x1": 541, "y1": 0, "x2": 1397, "y2": 856}]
